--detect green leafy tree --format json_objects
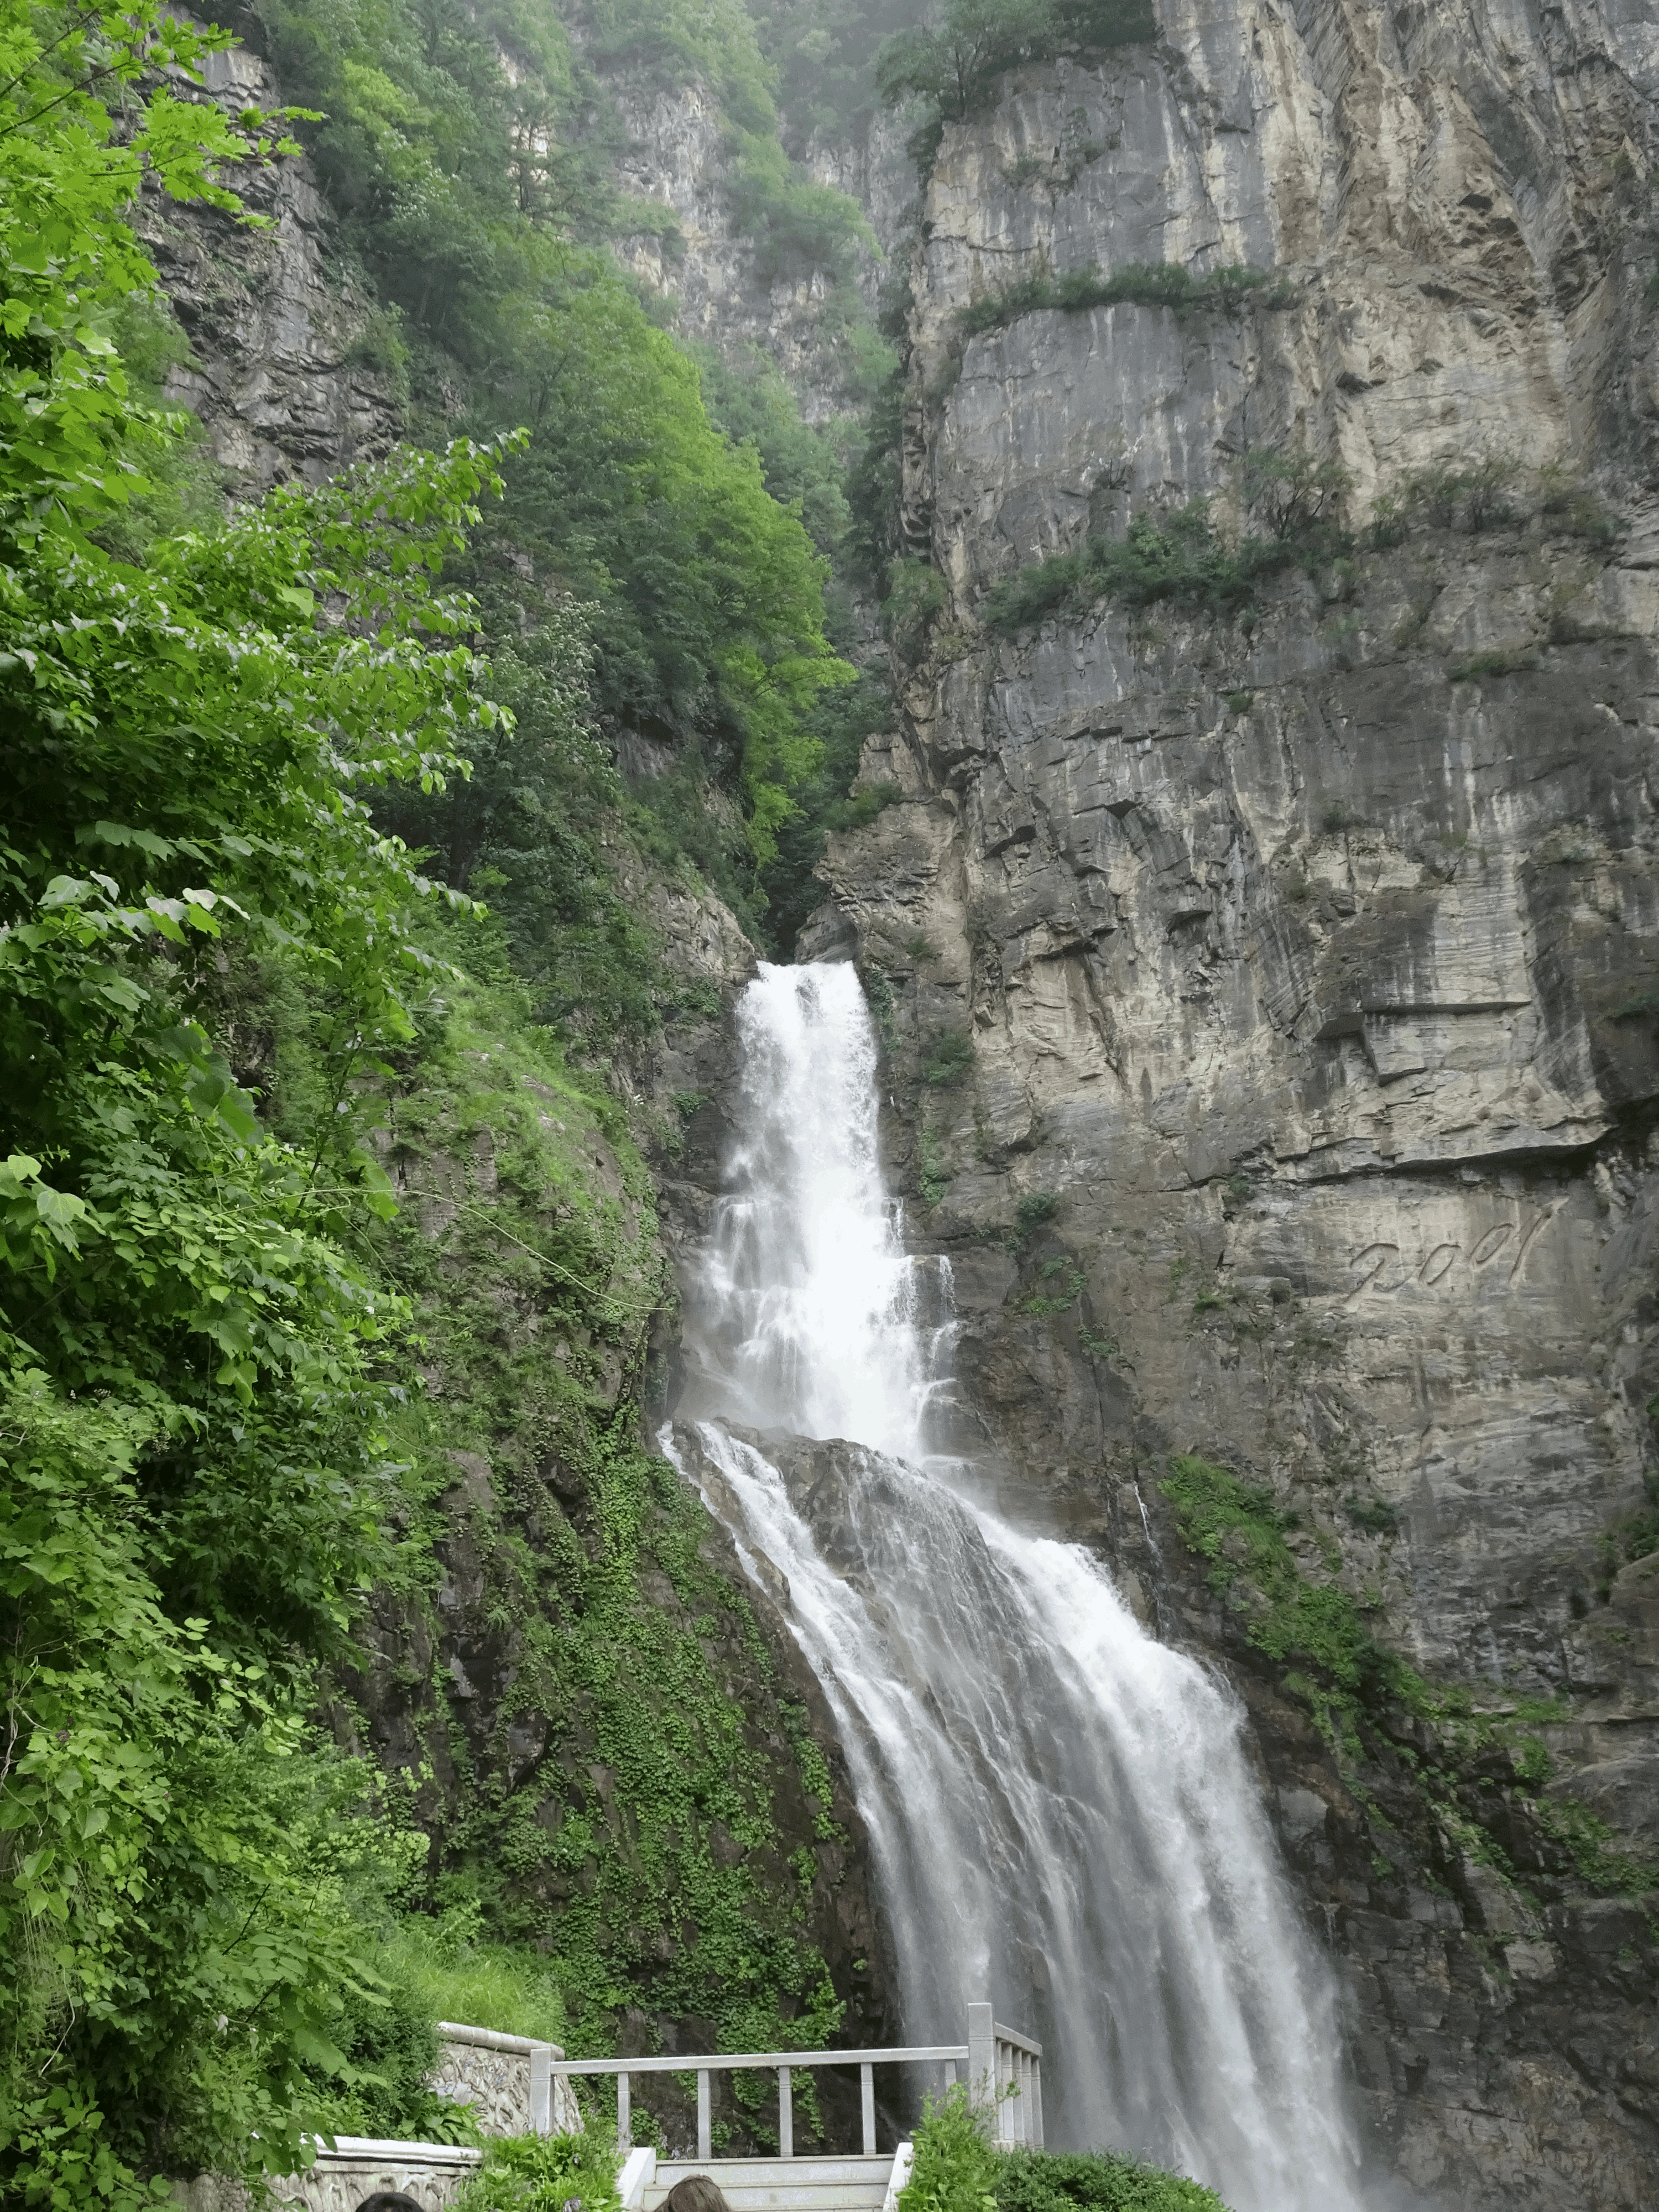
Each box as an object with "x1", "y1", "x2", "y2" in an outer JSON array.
[
  {"x1": 0, "y1": 9, "x2": 526, "y2": 2203},
  {"x1": 478, "y1": 254, "x2": 853, "y2": 868},
  {"x1": 875, "y1": 0, "x2": 1053, "y2": 121},
  {"x1": 241, "y1": 0, "x2": 858, "y2": 900}
]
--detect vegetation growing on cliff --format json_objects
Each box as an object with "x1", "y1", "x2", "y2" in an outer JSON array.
[
  {"x1": 332, "y1": 959, "x2": 853, "y2": 2075},
  {"x1": 0, "y1": 9, "x2": 859, "y2": 2200},
  {"x1": 231, "y1": 0, "x2": 876, "y2": 945},
  {"x1": 875, "y1": 0, "x2": 1156, "y2": 135},
  {"x1": 980, "y1": 452, "x2": 1352, "y2": 635},
  {"x1": 1160, "y1": 1456, "x2": 1658, "y2": 1919},
  {"x1": 954, "y1": 260, "x2": 1293, "y2": 341}
]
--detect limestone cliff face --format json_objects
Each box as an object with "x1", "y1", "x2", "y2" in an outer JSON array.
[
  {"x1": 797, "y1": 3, "x2": 1659, "y2": 2205},
  {"x1": 602, "y1": 70, "x2": 911, "y2": 420},
  {"x1": 135, "y1": 38, "x2": 403, "y2": 495}
]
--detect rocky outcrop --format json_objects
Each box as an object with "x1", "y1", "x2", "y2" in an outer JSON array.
[
  {"x1": 134, "y1": 37, "x2": 403, "y2": 495},
  {"x1": 799, "y1": 3, "x2": 1659, "y2": 2204},
  {"x1": 602, "y1": 67, "x2": 911, "y2": 421}
]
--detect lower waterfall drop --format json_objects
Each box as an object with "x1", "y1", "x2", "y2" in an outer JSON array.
[{"x1": 666, "y1": 961, "x2": 1368, "y2": 2212}]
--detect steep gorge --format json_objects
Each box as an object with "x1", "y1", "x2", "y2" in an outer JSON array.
[{"x1": 109, "y1": 0, "x2": 1659, "y2": 2203}]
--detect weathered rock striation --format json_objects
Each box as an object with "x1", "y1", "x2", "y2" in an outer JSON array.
[
  {"x1": 134, "y1": 38, "x2": 404, "y2": 495},
  {"x1": 789, "y1": 3, "x2": 1659, "y2": 2205}
]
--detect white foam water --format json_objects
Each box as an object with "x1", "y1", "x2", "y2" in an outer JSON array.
[{"x1": 667, "y1": 959, "x2": 1368, "y2": 2212}]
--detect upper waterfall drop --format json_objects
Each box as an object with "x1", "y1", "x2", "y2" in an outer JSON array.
[
  {"x1": 677, "y1": 960, "x2": 950, "y2": 1462},
  {"x1": 669, "y1": 961, "x2": 1371, "y2": 2212}
]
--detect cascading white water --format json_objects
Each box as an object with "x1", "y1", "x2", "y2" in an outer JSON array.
[
  {"x1": 680, "y1": 961, "x2": 950, "y2": 1458},
  {"x1": 667, "y1": 961, "x2": 1369, "y2": 2212}
]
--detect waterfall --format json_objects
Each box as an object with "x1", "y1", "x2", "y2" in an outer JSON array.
[{"x1": 666, "y1": 961, "x2": 1369, "y2": 2212}]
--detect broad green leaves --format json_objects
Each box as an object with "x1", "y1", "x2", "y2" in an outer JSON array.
[{"x1": 0, "y1": 12, "x2": 524, "y2": 2203}]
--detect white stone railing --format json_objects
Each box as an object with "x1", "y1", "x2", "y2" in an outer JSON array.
[
  {"x1": 547, "y1": 1999, "x2": 1044, "y2": 2159},
  {"x1": 973, "y1": 2008, "x2": 1044, "y2": 2150}
]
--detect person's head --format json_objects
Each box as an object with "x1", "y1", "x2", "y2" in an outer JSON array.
[
  {"x1": 354, "y1": 2195, "x2": 427, "y2": 2212},
  {"x1": 664, "y1": 2178, "x2": 732, "y2": 2212}
]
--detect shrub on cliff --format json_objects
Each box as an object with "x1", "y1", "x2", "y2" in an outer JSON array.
[
  {"x1": 981, "y1": 501, "x2": 1279, "y2": 632},
  {"x1": 956, "y1": 262, "x2": 1293, "y2": 341},
  {"x1": 981, "y1": 448, "x2": 1352, "y2": 635},
  {"x1": 876, "y1": 0, "x2": 1157, "y2": 126},
  {"x1": 898, "y1": 2090, "x2": 1229, "y2": 2212}
]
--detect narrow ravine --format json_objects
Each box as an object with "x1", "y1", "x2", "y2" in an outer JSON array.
[{"x1": 665, "y1": 962, "x2": 1370, "y2": 2212}]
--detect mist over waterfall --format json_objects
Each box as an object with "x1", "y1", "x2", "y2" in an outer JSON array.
[{"x1": 667, "y1": 962, "x2": 1368, "y2": 2212}]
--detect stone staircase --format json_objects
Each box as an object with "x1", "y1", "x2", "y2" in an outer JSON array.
[{"x1": 637, "y1": 2151, "x2": 906, "y2": 2212}]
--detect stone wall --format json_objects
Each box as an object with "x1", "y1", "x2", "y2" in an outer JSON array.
[
  {"x1": 430, "y1": 2023, "x2": 583, "y2": 2139},
  {"x1": 269, "y1": 2140, "x2": 482, "y2": 2212}
]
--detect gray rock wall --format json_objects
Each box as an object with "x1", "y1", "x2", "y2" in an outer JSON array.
[
  {"x1": 134, "y1": 36, "x2": 403, "y2": 497},
  {"x1": 802, "y1": 2, "x2": 1659, "y2": 2204},
  {"x1": 602, "y1": 69, "x2": 908, "y2": 424}
]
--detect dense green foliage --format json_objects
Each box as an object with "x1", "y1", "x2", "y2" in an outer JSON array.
[
  {"x1": 457, "y1": 2125, "x2": 622, "y2": 2212},
  {"x1": 997, "y1": 2149, "x2": 1229, "y2": 2212},
  {"x1": 897, "y1": 2089, "x2": 1227, "y2": 2212},
  {"x1": 755, "y1": 0, "x2": 929, "y2": 149},
  {"x1": 0, "y1": 4, "x2": 289, "y2": 548},
  {"x1": 695, "y1": 342, "x2": 855, "y2": 556},
  {"x1": 0, "y1": 11, "x2": 531, "y2": 2199},
  {"x1": 372, "y1": 600, "x2": 664, "y2": 1052},
  {"x1": 377, "y1": 1908, "x2": 572, "y2": 2049},
  {"x1": 898, "y1": 2086, "x2": 1001, "y2": 2212},
  {"x1": 955, "y1": 262, "x2": 1293, "y2": 341},
  {"x1": 301, "y1": 1963, "x2": 478, "y2": 2145},
  {"x1": 479, "y1": 259, "x2": 854, "y2": 866},
  {"x1": 236, "y1": 0, "x2": 863, "y2": 920}
]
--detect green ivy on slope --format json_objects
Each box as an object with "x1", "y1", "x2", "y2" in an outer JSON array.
[{"x1": 314, "y1": 946, "x2": 855, "y2": 2096}]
